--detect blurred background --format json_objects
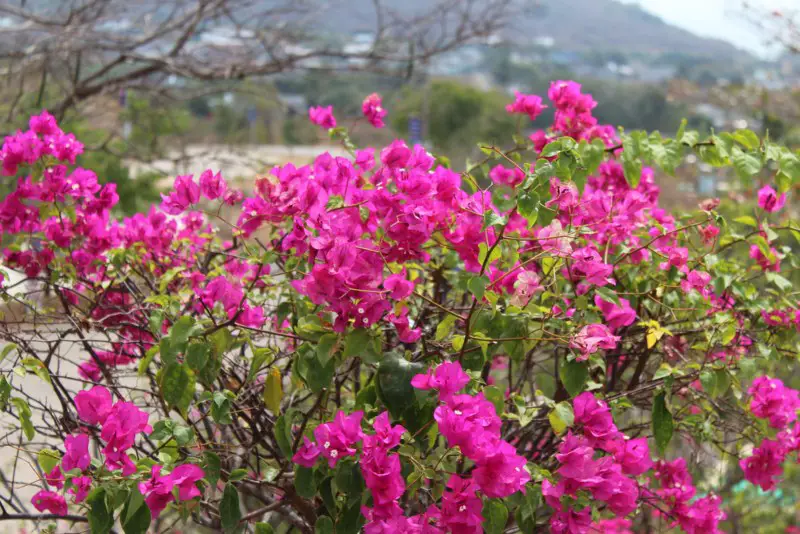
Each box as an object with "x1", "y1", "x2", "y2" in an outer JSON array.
[{"x1": 0, "y1": 0, "x2": 796, "y2": 211}]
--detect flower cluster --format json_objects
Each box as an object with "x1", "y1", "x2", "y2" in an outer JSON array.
[
  {"x1": 739, "y1": 376, "x2": 800, "y2": 490},
  {"x1": 1, "y1": 111, "x2": 83, "y2": 175},
  {"x1": 543, "y1": 392, "x2": 651, "y2": 533},
  {"x1": 2, "y1": 76, "x2": 797, "y2": 532},
  {"x1": 651, "y1": 458, "x2": 727, "y2": 534},
  {"x1": 413, "y1": 362, "x2": 530, "y2": 520},
  {"x1": 32, "y1": 385, "x2": 203, "y2": 518}
]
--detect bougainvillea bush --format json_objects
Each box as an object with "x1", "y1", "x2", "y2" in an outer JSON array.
[{"x1": 1, "y1": 83, "x2": 799, "y2": 534}]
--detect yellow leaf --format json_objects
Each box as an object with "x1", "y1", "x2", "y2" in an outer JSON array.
[{"x1": 263, "y1": 368, "x2": 283, "y2": 414}]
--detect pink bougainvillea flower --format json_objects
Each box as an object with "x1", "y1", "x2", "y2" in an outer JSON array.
[
  {"x1": 740, "y1": 438, "x2": 787, "y2": 491},
  {"x1": 438, "y1": 475, "x2": 483, "y2": 534},
  {"x1": 569, "y1": 324, "x2": 620, "y2": 360},
  {"x1": 160, "y1": 174, "x2": 200, "y2": 215},
  {"x1": 45, "y1": 466, "x2": 64, "y2": 489},
  {"x1": 139, "y1": 465, "x2": 175, "y2": 518},
  {"x1": 594, "y1": 294, "x2": 636, "y2": 330},
  {"x1": 757, "y1": 185, "x2": 786, "y2": 213},
  {"x1": 31, "y1": 490, "x2": 68, "y2": 515},
  {"x1": 505, "y1": 91, "x2": 547, "y2": 121},
  {"x1": 364, "y1": 411, "x2": 406, "y2": 452},
  {"x1": 199, "y1": 169, "x2": 227, "y2": 200},
  {"x1": 573, "y1": 392, "x2": 622, "y2": 448},
  {"x1": 489, "y1": 164, "x2": 525, "y2": 188},
  {"x1": 68, "y1": 476, "x2": 93, "y2": 504},
  {"x1": 510, "y1": 270, "x2": 542, "y2": 307},
  {"x1": 472, "y1": 439, "x2": 530, "y2": 498},
  {"x1": 292, "y1": 437, "x2": 321, "y2": 468},
  {"x1": 313, "y1": 410, "x2": 364, "y2": 467},
  {"x1": 62, "y1": 433, "x2": 91, "y2": 472},
  {"x1": 308, "y1": 105, "x2": 336, "y2": 129},
  {"x1": 74, "y1": 385, "x2": 113, "y2": 425},
  {"x1": 411, "y1": 361, "x2": 470, "y2": 401},
  {"x1": 384, "y1": 269, "x2": 414, "y2": 300},
  {"x1": 748, "y1": 375, "x2": 800, "y2": 429},
  {"x1": 170, "y1": 464, "x2": 205, "y2": 500},
  {"x1": 362, "y1": 93, "x2": 387, "y2": 128},
  {"x1": 360, "y1": 448, "x2": 405, "y2": 506}
]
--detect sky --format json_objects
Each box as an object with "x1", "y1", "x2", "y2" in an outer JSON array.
[{"x1": 620, "y1": 0, "x2": 796, "y2": 57}]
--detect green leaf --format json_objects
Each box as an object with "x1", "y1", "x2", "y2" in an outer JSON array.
[
  {"x1": 186, "y1": 343, "x2": 210, "y2": 372},
  {"x1": 483, "y1": 499, "x2": 509, "y2": 534},
  {"x1": 121, "y1": 487, "x2": 151, "y2": 534},
  {"x1": 733, "y1": 215, "x2": 758, "y2": 227},
  {"x1": 138, "y1": 345, "x2": 158, "y2": 376},
  {"x1": 560, "y1": 360, "x2": 588, "y2": 397},
  {"x1": 517, "y1": 191, "x2": 539, "y2": 220},
  {"x1": 320, "y1": 476, "x2": 336, "y2": 514},
  {"x1": 731, "y1": 147, "x2": 762, "y2": 179},
  {"x1": 274, "y1": 414, "x2": 294, "y2": 459},
  {"x1": 376, "y1": 356, "x2": 424, "y2": 419},
  {"x1": 220, "y1": 483, "x2": 241, "y2": 532},
  {"x1": 161, "y1": 363, "x2": 195, "y2": 414},
  {"x1": 295, "y1": 466, "x2": 316, "y2": 499},
  {"x1": 229, "y1": 468, "x2": 248, "y2": 482},
  {"x1": 11, "y1": 397, "x2": 34, "y2": 440},
  {"x1": 732, "y1": 129, "x2": 760, "y2": 150},
  {"x1": 335, "y1": 460, "x2": 364, "y2": 496},
  {"x1": 88, "y1": 488, "x2": 114, "y2": 534},
  {"x1": 38, "y1": 449, "x2": 60, "y2": 474},
  {"x1": 0, "y1": 377, "x2": 10, "y2": 410},
  {"x1": 0, "y1": 343, "x2": 18, "y2": 363},
  {"x1": 484, "y1": 386, "x2": 505, "y2": 414},
  {"x1": 344, "y1": 328, "x2": 381, "y2": 363},
  {"x1": 478, "y1": 242, "x2": 502, "y2": 266},
  {"x1": 468, "y1": 276, "x2": 488, "y2": 301},
  {"x1": 305, "y1": 349, "x2": 336, "y2": 393},
  {"x1": 169, "y1": 315, "x2": 198, "y2": 350},
  {"x1": 652, "y1": 391, "x2": 674, "y2": 454},
  {"x1": 541, "y1": 140, "x2": 564, "y2": 158},
  {"x1": 204, "y1": 451, "x2": 221, "y2": 487},
  {"x1": 263, "y1": 368, "x2": 282, "y2": 414},
  {"x1": 316, "y1": 333, "x2": 338, "y2": 366},
  {"x1": 766, "y1": 272, "x2": 793, "y2": 292},
  {"x1": 435, "y1": 315, "x2": 457, "y2": 341},
  {"x1": 700, "y1": 369, "x2": 730, "y2": 399},
  {"x1": 211, "y1": 391, "x2": 233, "y2": 424},
  {"x1": 21, "y1": 358, "x2": 51, "y2": 385},
  {"x1": 548, "y1": 401, "x2": 575, "y2": 435},
  {"x1": 698, "y1": 144, "x2": 727, "y2": 167},
  {"x1": 594, "y1": 286, "x2": 622, "y2": 307},
  {"x1": 255, "y1": 523, "x2": 275, "y2": 534},
  {"x1": 482, "y1": 210, "x2": 507, "y2": 232}
]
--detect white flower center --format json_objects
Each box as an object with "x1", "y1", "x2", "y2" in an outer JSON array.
[
  {"x1": 454, "y1": 410, "x2": 462, "y2": 416},
  {"x1": 250, "y1": 210, "x2": 258, "y2": 217},
  {"x1": 459, "y1": 505, "x2": 466, "y2": 512},
  {"x1": 358, "y1": 308, "x2": 365, "y2": 314},
  {"x1": 323, "y1": 441, "x2": 330, "y2": 449},
  {"x1": 330, "y1": 450, "x2": 338, "y2": 458}
]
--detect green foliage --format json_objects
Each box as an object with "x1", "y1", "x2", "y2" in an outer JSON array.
[{"x1": 392, "y1": 81, "x2": 516, "y2": 155}]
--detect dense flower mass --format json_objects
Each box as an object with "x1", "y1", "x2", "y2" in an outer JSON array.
[{"x1": 1, "y1": 78, "x2": 798, "y2": 533}]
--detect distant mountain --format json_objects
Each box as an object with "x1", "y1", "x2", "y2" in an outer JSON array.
[
  {"x1": 318, "y1": 0, "x2": 751, "y2": 61},
  {"x1": 513, "y1": 0, "x2": 749, "y2": 59}
]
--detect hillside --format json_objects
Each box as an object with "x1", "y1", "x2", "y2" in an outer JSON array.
[
  {"x1": 514, "y1": 0, "x2": 747, "y2": 59},
  {"x1": 321, "y1": 0, "x2": 750, "y2": 61}
]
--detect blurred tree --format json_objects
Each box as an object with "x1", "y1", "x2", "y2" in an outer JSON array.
[{"x1": 392, "y1": 80, "x2": 516, "y2": 161}]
